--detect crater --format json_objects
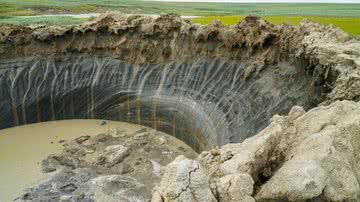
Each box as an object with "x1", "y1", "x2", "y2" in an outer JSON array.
[
  {"x1": 0, "y1": 56, "x2": 324, "y2": 152},
  {"x1": 0, "y1": 15, "x2": 334, "y2": 152}
]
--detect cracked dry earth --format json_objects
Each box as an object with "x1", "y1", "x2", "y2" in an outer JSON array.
[{"x1": 2, "y1": 13, "x2": 360, "y2": 202}]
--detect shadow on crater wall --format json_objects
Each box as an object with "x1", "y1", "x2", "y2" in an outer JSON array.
[{"x1": 0, "y1": 55, "x2": 319, "y2": 152}]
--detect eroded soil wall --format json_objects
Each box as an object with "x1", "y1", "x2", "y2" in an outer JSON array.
[
  {"x1": 0, "y1": 55, "x2": 318, "y2": 151},
  {"x1": 0, "y1": 15, "x2": 346, "y2": 151}
]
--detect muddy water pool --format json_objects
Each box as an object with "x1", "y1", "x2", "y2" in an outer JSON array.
[{"x1": 0, "y1": 120, "x2": 149, "y2": 201}]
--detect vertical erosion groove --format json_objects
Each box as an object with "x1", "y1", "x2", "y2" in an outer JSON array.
[{"x1": 0, "y1": 56, "x2": 317, "y2": 152}]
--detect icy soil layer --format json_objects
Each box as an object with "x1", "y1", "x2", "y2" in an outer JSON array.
[
  {"x1": 0, "y1": 56, "x2": 315, "y2": 152},
  {"x1": 1, "y1": 14, "x2": 359, "y2": 152}
]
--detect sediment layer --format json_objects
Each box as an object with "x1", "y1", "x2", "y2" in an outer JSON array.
[
  {"x1": 0, "y1": 56, "x2": 315, "y2": 152},
  {"x1": 1, "y1": 14, "x2": 359, "y2": 151}
]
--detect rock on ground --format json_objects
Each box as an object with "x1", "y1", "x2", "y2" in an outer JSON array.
[
  {"x1": 154, "y1": 100, "x2": 360, "y2": 202},
  {"x1": 18, "y1": 127, "x2": 197, "y2": 202}
]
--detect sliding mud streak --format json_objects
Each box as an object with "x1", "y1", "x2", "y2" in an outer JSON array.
[{"x1": 0, "y1": 55, "x2": 316, "y2": 152}]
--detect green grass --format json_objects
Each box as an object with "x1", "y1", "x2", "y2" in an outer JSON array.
[
  {"x1": 0, "y1": 1, "x2": 359, "y2": 35},
  {"x1": 1, "y1": 1, "x2": 360, "y2": 17},
  {"x1": 192, "y1": 16, "x2": 360, "y2": 35},
  {"x1": 0, "y1": 16, "x2": 91, "y2": 26}
]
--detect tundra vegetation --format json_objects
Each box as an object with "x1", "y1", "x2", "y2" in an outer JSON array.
[{"x1": 0, "y1": 1, "x2": 359, "y2": 34}]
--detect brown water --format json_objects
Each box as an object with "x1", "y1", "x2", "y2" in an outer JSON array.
[{"x1": 0, "y1": 120, "x2": 148, "y2": 202}]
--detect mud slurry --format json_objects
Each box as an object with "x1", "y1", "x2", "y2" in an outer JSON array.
[
  {"x1": 0, "y1": 119, "x2": 154, "y2": 201},
  {"x1": 16, "y1": 126, "x2": 197, "y2": 202}
]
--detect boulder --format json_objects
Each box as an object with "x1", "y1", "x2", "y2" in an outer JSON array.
[{"x1": 154, "y1": 101, "x2": 360, "y2": 201}]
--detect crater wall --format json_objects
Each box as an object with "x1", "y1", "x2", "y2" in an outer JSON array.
[
  {"x1": 6, "y1": 15, "x2": 360, "y2": 202},
  {"x1": 0, "y1": 15, "x2": 348, "y2": 151},
  {"x1": 0, "y1": 56, "x2": 317, "y2": 151}
]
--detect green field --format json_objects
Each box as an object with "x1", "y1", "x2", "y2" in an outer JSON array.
[
  {"x1": 0, "y1": 16, "x2": 91, "y2": 26},
  {"x1": 192, "y1": 16, "x2": 360, "y2": 35},
  {"x1": 1, "y1": 1, "x2": 360, "y2": 17},
  {"x1": 0, "y1": 1, "x2": 359, "y2": 35}
]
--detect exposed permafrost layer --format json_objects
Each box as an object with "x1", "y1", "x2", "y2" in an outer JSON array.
[
  {"x1": 1, "y1": 14, "x2": 360, "y2": 151},
  {"x1": 0, "y1": 57, "x2": 313, "y2": 152}
]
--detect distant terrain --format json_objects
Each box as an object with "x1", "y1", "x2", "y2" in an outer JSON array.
[
  {"x1": 1, "y1": 1, "x2": 360, "y2": 16},
  {"x1": 0, "y1": 0, "x2": 359, "y2": 35},
  {"x1": 193, "y1": 16, "x2": 360, "y2": 35}
]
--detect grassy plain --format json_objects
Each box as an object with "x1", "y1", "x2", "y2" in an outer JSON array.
[
  {"x1": 1, "y1": 1, "x2": 360, "y2": 17},
  {"x1": 0, "y1": 16, "x2": 91, "y2": 26},
  {"x1": 0, "y1": 1, "x2": 359, "y2": 35},
  {"x1": 192, "y1": 16, "x2": 360, "y2": 35}
]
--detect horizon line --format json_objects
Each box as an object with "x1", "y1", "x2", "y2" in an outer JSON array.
[{"x1": 148, "y1": 0, "x2": 360, "y2": 3}]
